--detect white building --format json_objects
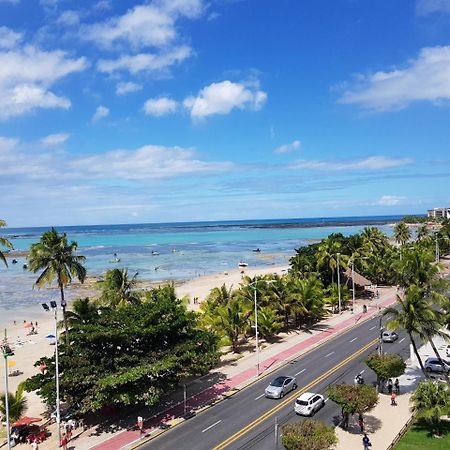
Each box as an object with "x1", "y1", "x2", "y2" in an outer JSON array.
[{"x1": 427, "y1": 207, "x2": 450, "y2": 219}]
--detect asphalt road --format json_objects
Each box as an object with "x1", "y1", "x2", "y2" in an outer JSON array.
[{"x1": 144, "y1": 313, "x2": 411, "y2": 450}]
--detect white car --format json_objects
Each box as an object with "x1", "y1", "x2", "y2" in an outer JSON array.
[{"x1": 294, "y1": 392, "x2": 325, "y2": 416}]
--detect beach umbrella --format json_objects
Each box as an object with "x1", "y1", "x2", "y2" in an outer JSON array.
[
  {"x1": 45, "y1": 334, "x2": 56, "y2": 339},
  {"x1": 7, "y1": 360, "x2": 16, "y2": 368},
  {"x1": 24, "y1": 322, "x2": 33, "y2": 328},
  {"x1": 12, "y1": 416, "x2": 42, "y2": 427}
]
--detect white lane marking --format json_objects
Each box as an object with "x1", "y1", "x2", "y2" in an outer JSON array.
[
  {"x1": 202, "y1": 420, "x2": 222, "y2": 433},
  {"x1": 399, "y1": 338, "x2": 406, "y2": 344},
  {"x1": 350, "y1": 337, "x2": 358, "y2": 342},
  {"x1": 324, "y1": 397, "x2": 329, "y2": 403},
  {"x1": 295, "y1": 369, "x2": 306, "y2": 376},
  {"x1": 325, "y1": 351, "x2": 335, "y2": 358},
  {"x1": 254, "y1": 393, "x2": 265, "y2": 400},
  {"x1": 369, "y1": 326, "x2": 376, "y2": 330}
]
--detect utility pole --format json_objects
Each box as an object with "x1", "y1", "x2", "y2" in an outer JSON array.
[
  {"x1": 378, "y1": 314, "x2": 384, "y2": 356},
  {"x1": 435, "y1": 232, "x2": 440, "y2": 263},
  {"x1": 274, "y1": 417, "x2": 279, "y2": 449},
  {"x1": 183, "y1": 384, "x2": 187, "y2": 417},
  {"x1": 2, "y1": 329, "x2": 12, "y2": 450},
  {"x1": 337, "y1": 253, "x2": 341, "y2": 314}
]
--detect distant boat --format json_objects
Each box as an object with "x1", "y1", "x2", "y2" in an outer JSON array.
[
  {"x1": 12, "y1": 259, "x2": 18, "y2": 264},
  {"x1": 252, "y1": 248, "x2": 261, "y2": 253},
  {"x1": 109, "y1": 253, "x2": 121, "y2": 263},
  {"x1": 152, "y1": 251, "x2": 160, "y2": 256},
  {"x1": 22, "y1": 263, "x2": 28, "y2": 269},
  {"x1": 238, "y1": 261, "x2": 248, "y2": 268}
]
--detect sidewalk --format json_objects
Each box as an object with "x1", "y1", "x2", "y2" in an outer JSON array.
[
  {"x1": 32, "y1": 288, "x2": 398, "y2": 450},
  {"x1": 335, "y1": 336, "x2": 450, "y2": 450}
]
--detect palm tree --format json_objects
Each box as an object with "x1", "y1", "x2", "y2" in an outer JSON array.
[
  {"x1": 316, "y1": 239, "x2": 348, "y2": 283},
  {"x1": 393, "y1": 222, "x2": 411, "y2": 247},
  {"x1": 0, "y1": 383, "x2": 28, "y2": 422},
  {"x1": 58, "y1": 297, "x2": 99, "y2": 329},
  {"x1": 416, "y1": 224, "x2": 429, "y2": 242},
  {"x1": 28, "y1": 228, "x2": 86, "y2": 345},
  {"x1": 205, "y1": 283, "x2": 234, "y2": 307},
  {"x1": 0, "y1": 219, "x2": 13, "y2": 267},
  {"x1": 360, "y1": 226, "x2": 389, "y2": 253},
  {"x1": 392, "y1": 247, "x2": 440, "y2": 290},
  {"x1": 411, "y1": 380, "x2": 450, "y2": 436},
  {"x1": 255, "y1": 306, "x2": 283, "y2": 339},
  {"x1": 383, "y1": 285, "x2": 435, "y2": 376},
  {"x1": 97, "y1": 268, "x2": 141, "y2": 308}
]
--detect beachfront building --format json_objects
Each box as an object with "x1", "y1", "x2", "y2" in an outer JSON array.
[{"x1": 427, "y1": 207, "x2": 450, "y2": 220}]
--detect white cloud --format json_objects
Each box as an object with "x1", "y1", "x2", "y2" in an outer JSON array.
[
  {"x1": 338, "y1": 46, "x2": 450, "y2": 111},
  {"x1": 81, "y1": 1, "x2": 204, "y2": 50},
  {"x1": 93, "y1": 0, "x2": 111, "y2": 11},
  {"x1": 0, "y1": 45, "x2": 87, "y2": 120},
  {"x1": 274, "y1": 140, "x2": 301, "y2": 154},
  {"x1": 57, "y1": 10, "x2": 80, "y2": 27},
  {"x1": 0, "y1": 26, "x2": 22, "y2": 48},
  {"x1": 0, "y1": 0, "x2": 20, "y2": 4},
  {"x1": 70, "y1": 144, "x2": 232, "y2": 180},
  {"x1": 416, "y1": 0, "x2": 450, "y2": 15},
  {"x1": 289, "y1": 156, "x2": 413, "y2": 171},
  {"x1": 377, "y1": 195, "x2": 405, "y2": 206},
  {"x1": 97, "y1": 46, "x2": 192, "y2": 75},
  {"x1": 183, "y1": 80, "x2": 268, "y2": 119},
  {"x1": 116, "y1": 81, "x2": 142, "y2": 96},
  {"x1": 40, "y1": 133, "x2": 70, "y2": 146},
  {"x1": 143, "y1": 97, "x2": 178, "y2": 116},
  {"x1": 92, "y1": 105, "x2": 109, "y2": 122}
]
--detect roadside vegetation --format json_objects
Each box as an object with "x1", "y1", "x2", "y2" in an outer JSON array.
[{"x1": 282, "y1": 419, "x2": 337, "y2": 450}]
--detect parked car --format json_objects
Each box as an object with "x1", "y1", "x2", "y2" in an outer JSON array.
[
  {"x1": 424, "y1": 357, "x2": 450, "y2": 374},
  {"x1": 382, "y1": 331, "x2": 398, "y2": 343},
  {"x1": 446, "y1": 345, "x2": 450, "y2": 357},
  {"x1": 264, "y1": 376, "x2": 297, "y2": 399},
  {"x1": 294, "y1": 392, "x2": 325, "y2": 416}
]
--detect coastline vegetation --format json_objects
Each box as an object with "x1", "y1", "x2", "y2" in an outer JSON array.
[{"x1": 2, "y1": 217, "x2": 450, "y2": 430}]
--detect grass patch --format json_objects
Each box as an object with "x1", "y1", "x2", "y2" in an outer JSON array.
[{"x1": 395, "y1": 419, "x2": 450, "y2": 450}]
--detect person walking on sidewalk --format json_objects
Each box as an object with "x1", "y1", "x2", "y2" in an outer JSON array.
[
  {"x1": 391, "y1": 391, "x2": 397, "y2": 406},
  {"x1": 387, "y1": 378, "x2": 393, "y2": 394},
  {"x1": 358, "y1": 414, "x2": 364, "y2": 433},
  {"x1": 342, "y1": 411, "x2": 349, "y2": 430},
  {"x1": 363, "y1": 433, "x2": 372, "y2": 449},
  {"x1": 394, "y1": 378, "x2": 400, "y2": 394}
]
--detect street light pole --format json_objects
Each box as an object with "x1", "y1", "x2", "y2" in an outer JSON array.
[
  {"x1": 337, "y1": 253, "x2": 341, "y2": 314},
  {"x1": 435, "y1": 232, "x2": 440, "y2": 263},
  {"x1": 378, "y1": 314, "x2": 384, "y2": 356},
  {"x1": 249, "y1": 279, "x2": 275, "y2": 377},
  {"x1": 42, "y1": 302, "x2": 61, "y2": 447},
  {"x1": 351, "y1": 259, "x2": 355, "y2": 314},
  {"x1": 2, "y1": 330, "x2": 11, "y2": 450}
]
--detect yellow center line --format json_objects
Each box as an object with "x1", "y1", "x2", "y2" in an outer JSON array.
[{"x1": 212, "y1": 338, "x2": 378, "y2": 450}]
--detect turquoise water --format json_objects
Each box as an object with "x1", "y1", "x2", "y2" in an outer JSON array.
[{"x1": 0, "y1": 217, "x2": 397, "y2": 317}]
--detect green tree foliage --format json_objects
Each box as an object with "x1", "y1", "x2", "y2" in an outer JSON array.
[
  {"x1": 394, "y1": 222, "x2": 411, "y2": 246},
  {"x1": 0, "y1": 219, "x2": 13, "y2": 267},
  {"x1": 327, "y1": 384, "x2": 378, "y2": 415},
  {"x1": 255, "y1": 306, "x2": 282, "y2": 339},
  {"x1": 0, "y1": 384, "x2": 27, "y2": 422},
  {"x1": 97, "y1": 268, "x2": 141, "y2": 308},
  {"x1": 23, "y1": 291, "x2": 219, "y2": 413},
  {"x1": 325, "y1": 283, "x2": 351, "y2": 314},
  {"x1": 28, "y1": 228, "x2": 86, "y2": 344},
  {"x1": 365, "y1": 353, "x2": 406, "y2": 391},
  {"x1": 59, "y1": 297, "x2": 99, "y2": 329},
  {"x1": 411, "y1": 380, "x2": 450, "y2": 436},
  {"x1": 282, "y1": 419, "x2": 337, "y2": 450}
]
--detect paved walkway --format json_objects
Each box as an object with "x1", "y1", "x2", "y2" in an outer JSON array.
[
  {"x1": 21, "y1": 288, "x2": 398, "y2": 450},
  {"x1": 335, "y1": 336, "x2": 450, "y2": 450}
]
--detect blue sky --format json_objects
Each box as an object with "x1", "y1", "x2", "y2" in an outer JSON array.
[{"x1": 1, "y1": 0, "x2": 450, "y2": 227}]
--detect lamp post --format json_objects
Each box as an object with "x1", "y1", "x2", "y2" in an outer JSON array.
[
  {"x1": 42, "y1": 301, "x2": 61, "y2": 447},
  {"x1": 249, "y1": 279, "x2": 275, "y2": 377},
  {"x1": 1, "y1": 330, "x2": 12, "y2": 450},
  {"x1": 336, "y1": 253, "x2": 341, "y2": 314},
  {"x1": 350, "y1": 257, "x2": 369, "y2": 314},
  {"x1": 435, "y1": 232, "x2": 440, "y2": 263}
]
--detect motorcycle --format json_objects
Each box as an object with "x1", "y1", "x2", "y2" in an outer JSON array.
[{"x1": 354, "y1": 373, "x2": 364, "y2": 385}]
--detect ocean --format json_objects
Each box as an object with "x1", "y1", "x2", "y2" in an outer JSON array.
[{"x1": 0, "y1": 215, "x2": 399, "y2": 325}]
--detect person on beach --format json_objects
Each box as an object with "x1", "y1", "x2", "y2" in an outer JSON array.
[
  {"x1": 363, "y1": 433, "x2": 372, "y2": 449},
  {"x1": 394, "y1": 378, "x2": 400, "y2": 394},
  {"x1": 31, "y1": 440, "x2": 39, "y2": 450}
]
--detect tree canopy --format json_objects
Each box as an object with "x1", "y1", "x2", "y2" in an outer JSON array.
[
  {"x1": 327, "y1": 384, "x2": 378, "y2": 415},
  {"x1": 365, "y1": 353, "x2": 406, "y2": 391},
  {"x1": 24, "y1": 288, "x2": 219, "y2": 413},
  {"x1": 282, "y1": 419, "x2": 337, "y2": 450}
]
